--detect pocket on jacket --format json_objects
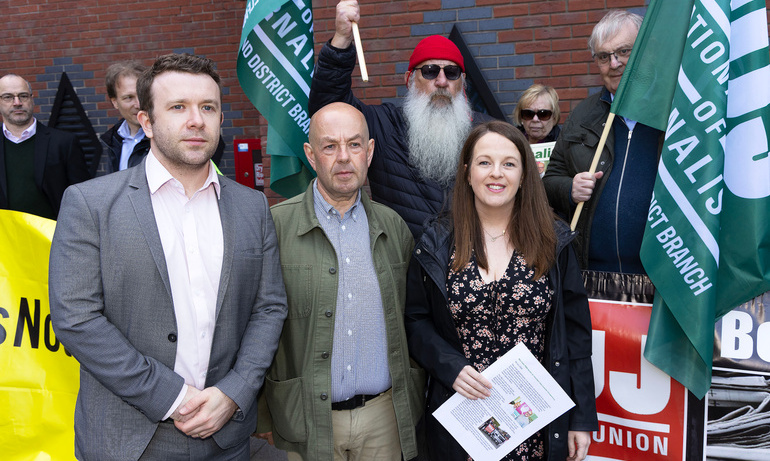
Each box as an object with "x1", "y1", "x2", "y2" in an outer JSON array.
[
  {"x1": 264, "y1": 376, "x2": 307, "y2": 443},
  {"x1": 408, "y1": 367, "x2": 428, "y2": 424},
  {"x1": 280, "y1": 265, "x2": 312, "y2": 319}
]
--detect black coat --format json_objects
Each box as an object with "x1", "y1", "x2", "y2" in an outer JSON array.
[
  {"x1": 405, "y1": 217, "x2": 598, "y2": 461},
  {"x1": 0, "y1": 121, "x2": 90, "y2": 217},
  {"x1": 309, "y1": 41, "x2": 494, "y2": 239}
]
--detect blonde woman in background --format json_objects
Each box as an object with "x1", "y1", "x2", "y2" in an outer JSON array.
[{"x1": 512, "y1": 84, "x2": 561, "y2": 144}]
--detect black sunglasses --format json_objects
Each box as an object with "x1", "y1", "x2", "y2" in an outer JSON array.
[
  {"x1": 414, "y1": 64, "x2": 463, "y2": 81},
  {"x1": 520, "y1": 109, "x2": 553, "y2": 121}
]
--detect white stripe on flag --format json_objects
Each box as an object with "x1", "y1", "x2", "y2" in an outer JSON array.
[
  {"x1": 253, "y1": 24, "x2": 311, "y2": 95},
  {"x1": 657, "y1": 160, "x2": 720, "y2": 264},
  {"x1": 730, "y1": 0, "x2": 753, "y2": 9},
  {"x1": 727, "y1": 66, "x2": 770, "y2": 117},
  {"x1": 678, "y1": 68, "x2": 701, "y2": 104},
  {"x1": 701, "y1": 0, "x2": 730, "y2": 37},
  {"x1": 729, "y1": 9, "x2": 769, "y2": 61}
]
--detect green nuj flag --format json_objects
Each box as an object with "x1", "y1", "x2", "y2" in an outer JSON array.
[
  {"x1": 610, "y1": 1, "x2": 694, "y2": 130},
  {"x1": 238, "y1": 0, "x2": 316, "y2": 198},
  {"x1": 617, "y1": 0, "x2": 770, "y2": 398}
]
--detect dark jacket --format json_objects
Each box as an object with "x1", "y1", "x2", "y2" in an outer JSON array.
[
  {"x1": 100, "y1": 120, "x2": 150, "y2": 173},
  {"x1": 0, "y1": 121, "x2": 90, "y2": 217},
  {"x1": 404, "y1": 216, "x2": 598, "y2": 461},
  {"x1": 309, "y1": 41, "x2": 494, "y2": 239},
  {"x1": 101, "y1": 120, "x2": 226, "y2": 173},
  {"x1": 543, "y1": 88, "x2": 663, "y2": 270},
  {"x1": 518, "y1": 123, "x2": 561, "y2": 144}
]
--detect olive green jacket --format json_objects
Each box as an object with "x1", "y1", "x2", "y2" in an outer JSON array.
[{"x1": 261, "y1": 183, "x2": 426, "y2": 460}]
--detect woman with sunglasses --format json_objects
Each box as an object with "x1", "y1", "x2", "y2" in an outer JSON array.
[
  {"x1": 405, "y1": 121, "x2": 597, "y2": 461},
  {"x1": 513, "y1": 85, "x2": 561, "y2": 144}
]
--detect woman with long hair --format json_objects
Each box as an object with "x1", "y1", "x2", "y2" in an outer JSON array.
[{"x1": 405, "y1": 121, "x2": 597, "y2": 461}]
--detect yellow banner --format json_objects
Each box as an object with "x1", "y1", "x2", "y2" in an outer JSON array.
[{"x1": 0, "y1": 210, "x2": 78, "y2": 461}]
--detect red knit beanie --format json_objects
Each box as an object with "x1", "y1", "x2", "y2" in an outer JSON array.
[{"x1": 408, "y1": 35, "x2": 465, "y2": 72}]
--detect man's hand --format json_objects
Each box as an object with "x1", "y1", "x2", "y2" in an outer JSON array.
[
  {"x1": 452, "y1": 365, "x2": 493, "y2": 400},
  {"x1": 567, "y1": 430, "x2": 591, "y2": 461},
  {"x1": 571, "y1": 171, "x2": 604, "y2": 203},
  {"x1": 170, "y1": 386, "x2": 202, "y2": 423},
  {"x1": 174, "y1": 387, "x2": 238, "y2": 439},
  {"x1": 331, "y1": 0, "x2": 360, "y2": 49}
]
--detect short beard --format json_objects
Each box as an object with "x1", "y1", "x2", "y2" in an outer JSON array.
[{"x1": 403, "y1": 78, "x2": 472, "y2": 186}]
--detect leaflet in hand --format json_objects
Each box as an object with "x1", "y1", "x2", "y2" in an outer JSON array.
[{"x1": 433, "y1": 342, "x2": 575, "y2": 461}]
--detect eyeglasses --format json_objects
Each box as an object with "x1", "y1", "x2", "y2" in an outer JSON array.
[
  {"x1": 0, "y1": 93, "x2": 32, "y2": 103},
  {"x1": 520, "y1": 109, "x2": 553, "y2": 121},
  {"x1": 414, "y1": 64, "x2": 463, "y2": 81},
  {"x1": 593, "y1": 47, "x2": 632, "y2": 65}
]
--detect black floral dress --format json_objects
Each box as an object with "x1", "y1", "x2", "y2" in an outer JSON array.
[{"x1": 447, "y1": 249, "x2": 553, "y2": 461}]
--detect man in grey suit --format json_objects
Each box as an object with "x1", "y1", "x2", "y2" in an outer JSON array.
[{"x1": 49, "y1": 53, "x2": 287, "y2": 460}]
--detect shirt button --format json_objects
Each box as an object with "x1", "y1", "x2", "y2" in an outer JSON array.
[
  {"x1": 341, "y1": 225, "x2": 346, "y2": 231},
  {"x1": 325, "y1": 310, "x2": 333, "y2": 318},
  {"x1": 415, "y1": 249, "x2": 421, "y2": 255},
  {"x1": 347, "y1": 329, "x2": 352, "y2": 336},
  {"x1": 168, "y1": 333, "x2": 177, "y2": 342},
  {"x1": 347, "y1": 365, "x2": 352, "y2": 371},
  {"x1": 554, "y1": 361, "x2": 560, "y2": 367},
  {"x1": 554, "y1": 433, "x2": 560, "y2": 439},
  {"x1": 345, "y1": 257, "x2": 350, "y2": 264},
  {"x1": 329, "y1": 267, "x2": 336, "y2": 274},
  {"x1": 347, "y1": 293, "x2": 352, "y2": 300},
  {"x1": 321, "y1": 351, "x2": 329, "y2": 359},
  {"x1": 320, "y1": 393, "x2": 328, "y2": 401}
]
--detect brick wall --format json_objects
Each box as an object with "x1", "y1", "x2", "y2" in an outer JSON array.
[
  {"x1": 1, "y1": 0, "x2": 259, "y2": 185},
  {"x1": 2, "y1": 0, "x2": 657, "y2": 203}
]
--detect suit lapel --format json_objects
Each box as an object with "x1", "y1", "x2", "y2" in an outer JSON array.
[
  {"x1": 33, "y1": 122, "x2": 50, "y2": 189},
  {"x1": 0, "y1": 134, "x2": 6, "y2": 206},
  {"x1": 216, "y1": 180, "x2": 234, "y2": 318},
  {"x1": 127, "y1": 161, "x2": 173, "y2": 300}
]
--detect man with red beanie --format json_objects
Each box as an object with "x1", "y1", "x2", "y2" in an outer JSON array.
[{"x1": 309, "y1": 0, "x2": 495, "y2": 239}]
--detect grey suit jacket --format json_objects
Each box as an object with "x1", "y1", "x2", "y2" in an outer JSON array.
[{"x1": 49, "y1": 159, "x2": 287, "y2": 460}]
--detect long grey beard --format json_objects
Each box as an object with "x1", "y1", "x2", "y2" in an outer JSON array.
[{"x1": 404, "y1": 86, "x2": 472, "y2": 186}]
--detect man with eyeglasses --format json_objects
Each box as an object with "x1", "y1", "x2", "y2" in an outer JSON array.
[
  {"x1": 309, "y1": 0, "x2": 494, "y2": 239},
  {"x1": 0, "y1": 74, "x2": 89, "y2": 219},
  {"x1": 543, "y1": 10, "x2": 664, "y2": 275}
]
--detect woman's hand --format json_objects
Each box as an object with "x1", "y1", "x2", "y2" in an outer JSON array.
[
  {"x1": 567, "y1": 430, "x2": 591, "y2": 461},
  {"x1": 452, "y1": 365, "x2": 493, "y2": 400}
]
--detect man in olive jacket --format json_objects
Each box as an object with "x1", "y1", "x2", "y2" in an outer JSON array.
[{"x1": 257, "y1": 102, "x2": 425, "y2": 460}]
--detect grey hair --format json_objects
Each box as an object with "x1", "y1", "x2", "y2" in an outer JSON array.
[{"x1": 588, "y1": 10, "x2": 643, "y2": 55}]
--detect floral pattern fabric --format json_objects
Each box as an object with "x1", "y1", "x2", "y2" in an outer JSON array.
[{"x1": 447, "y1": 249, "x2": 553, "y2": 461}]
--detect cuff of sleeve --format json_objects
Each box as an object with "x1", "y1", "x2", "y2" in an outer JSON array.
[
  {"x1": 215, "y1": 371, "x2": 256, "y2": 417},
  {"x1": 326, "y1": 38, "x2": 355, "y2": 53},
  {"x1": 163, "y1": 384, "x2": 188, "y2": 421}
]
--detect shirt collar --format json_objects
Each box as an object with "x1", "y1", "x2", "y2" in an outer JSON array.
[
  {"x1": 145, "y1": 149, "x2": 221, "y2": 198},
  {"x1": 3, "y1": 118, "x2": 37, "y2": 143},
  {"x1": 117, "y1": 119, "x2": 144, "y2": 140},
  {"x1": 312, "y1": 179, "x2": 361, "y2": 221}
]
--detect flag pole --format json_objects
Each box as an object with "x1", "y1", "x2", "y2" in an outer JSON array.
[
  {"x1": 351, "y1": 22, "x2": 369, "y2": 82},
  {"x1": 570, "y1": 112, "x2": 615, "y2": 231}
]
